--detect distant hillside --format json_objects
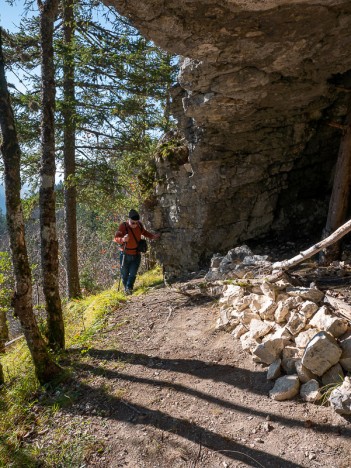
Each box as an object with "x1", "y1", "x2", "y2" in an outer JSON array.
[{"x1": 0, "y1": 186, "x2": 5, "y2": 213}]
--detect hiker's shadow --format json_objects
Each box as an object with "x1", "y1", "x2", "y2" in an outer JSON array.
[{"x1": 67, "y1": 347, "x2": 271, "y2": 396}]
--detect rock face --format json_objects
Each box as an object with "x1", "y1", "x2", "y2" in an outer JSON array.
[{"x1": 105, "y1": 0, "x2": 351, "y2": 276}]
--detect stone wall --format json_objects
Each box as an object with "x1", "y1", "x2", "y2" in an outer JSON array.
[{"x1": 104, "y1": 0, "x2": 351, "y2": 276}]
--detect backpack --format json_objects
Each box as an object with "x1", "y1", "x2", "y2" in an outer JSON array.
[{"x1": 124, "y1": 222, "x2": 148, "y2": 254}]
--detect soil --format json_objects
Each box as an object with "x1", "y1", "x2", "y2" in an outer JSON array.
[{"x1": 38, "y1": 275, "x2": 351, "y2": 468}]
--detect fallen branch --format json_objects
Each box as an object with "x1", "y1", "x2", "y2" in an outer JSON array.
[{"x1": 271, "y1": 218, "x2": 351, "y2": 275}]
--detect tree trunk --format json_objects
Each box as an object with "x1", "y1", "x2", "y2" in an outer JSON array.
[
  {"x1": 321, "y1": 102, "x2": 351, "y2": 262},
  {"x1": 0, "y1": 28, "x2": 61, "y2": 384},
  {"x1": 0, "y1": 362, "x2": 3, "y2": 385},
  {"x1": 38, "y1": 0, "x2": 65, "y2": 350},
  {"x1": 0, "y1": 309, "x2": 9, "y2": 353},
  {"x1": 272, "y1": 217, "x2": 351, "y2": 273},
  {"x1": 63, "y1": 0, "x2": 81, "y2": 299}
]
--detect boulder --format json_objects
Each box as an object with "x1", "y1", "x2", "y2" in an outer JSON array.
[
  {"x1": 329, "y1": 377, "x2": 351, "y2": 415},
  {"x1": 299, "y1": 301, "x2": 319, "y2": 319},
  {"x1": 240, "y1": 309, "x2": 261, "y2": 325},
  {"x1": 250, "y1": 296, "x2": 277, "y2": 320},
  {"x1": 252, "y1": 337, "x2": 285, "y2": 365},
  {"x1": 309, "y1": 306, "x2": 348, "y2": 338},
  {"x1": 286, "y1": 311, "x2": 307, "y2": 336},
  {"x1": 219, "y1": 284, "x2": 244, "y2": 306},
  {"x1": 231, "y1": 323, "x2": 248, "y2": 339},
  {"x1": 286, "y1": 286, "x2": 324, "y2": 303},
  {"x1": 240, "y1": 332, "x2": 260, "y2": 352},
  {"x1": 300, "y1": 379, "x2": 322, "y2": 403},
  {"x1": 267, "y1": 359, "x2": 282, "y2": 380},
  {"x1": 249, "y1": 319, "x2": 274, "y2": 339},
  {"x1": 269, "y1": 375, "x2": 300, "y2": 401},
  {"x1": 283, "y1": 296, "x2": 303, "y2": 310},
  {"x1": 295, "y1": 359, "x2": 318, "y2": 384},
  {"x1": 260, "y1": 281, "x2": 277, "y2": 301},
  {"x1": 274, "y1": 302, "x2": 290, "y2": 323},
  {"x1": 302, "y1": 331, "x2": 342, "y2": 376},
  {"x1": 295, "y1": 329, "x2": 319, "y2": 349}
]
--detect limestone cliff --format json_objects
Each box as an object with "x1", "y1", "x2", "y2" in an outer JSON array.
[{"x1": 105, "y1": 0, "x2": 351, "y2": 276}]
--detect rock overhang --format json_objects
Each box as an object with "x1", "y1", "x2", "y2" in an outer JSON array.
[{"x1": 104, "y1": 0, "x2": 351, "y2": 276}]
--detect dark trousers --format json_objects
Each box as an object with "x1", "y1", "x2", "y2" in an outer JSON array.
[{"x1": 120, "y1": 252, "x2": 141, "y2": 290}]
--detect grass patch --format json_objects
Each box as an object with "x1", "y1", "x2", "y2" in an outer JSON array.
[{"x1": 133, "y1": 264, "x2": 164, "y2": 294}]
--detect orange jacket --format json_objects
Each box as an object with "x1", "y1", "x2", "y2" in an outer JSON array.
[{"x1": 114, "y1": 222, "x2": 156, "y2": 255}]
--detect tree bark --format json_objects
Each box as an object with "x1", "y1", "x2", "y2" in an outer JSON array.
[
  {"x1": 272, "y1": 217, "x2": 351, "y2": 273},
  {"x1": 38, "y1": 0, "x2": 65, "y2": 350},
  {"x1": 0, "y1": 28, "x2": 61, "y2": 384},
  {"x1": 0, "y1": 309, "x2": 9, "y2": 353},
  {"x1": 321, "y1": 101, "x2": 351, "y2": 262},
  {"x1": 63, "y1": 0, "x2": 81, "y2": 299}
]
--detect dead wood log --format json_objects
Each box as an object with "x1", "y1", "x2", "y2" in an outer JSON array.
[
  {"x1": 270, "y1": 218, "x2": 351, "y2": 278},
  {"x1": 325, "y1": 294, "x2": 351, "y2": 322}
]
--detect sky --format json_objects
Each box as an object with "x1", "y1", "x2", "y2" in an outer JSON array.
[{"x1": 1, "y1": 0, "x2": 36, "y2": 32}]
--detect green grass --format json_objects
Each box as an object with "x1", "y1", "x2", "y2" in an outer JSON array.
[{"x1": 0, "y1": 266, "x2": 163, "y2": 467}]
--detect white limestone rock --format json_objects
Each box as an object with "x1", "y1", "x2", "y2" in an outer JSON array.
[
  {"x1": 298, "y1": 300, "x2": 319, "y2": 319},
  {"x1": 294, "y1": 329, "x2": 319, "y2": 349},
  {"x1": 231, "y1": 323, "x2": 248, "y2": 339},
  {"x1": 215, "y1": 307, "x2": 237, "y2": 331},
  {"x1": 240, "y1": 309, "x2": 261, "y2": 325},
  {"x1": 300, "y1": 379, "x2": 322, "y2": 403},
  {"x1": 329, "y1": 377, "x2": 351, "y2": 415},
  {"x1": 286, "y1": 311, "x2": 307, "y2": 336},
  {"x1": 240, "y1": 332, "x2": 260, "y2": 352},
  {"x1": 286, "y1": 286, "x2": 324, "y2": 303},
  {"x1": 269, "y1": 374, "x2": 300, "y2": 401},
  {"x1": 219, "y1": 284, "x2": 244, "y2": 306},
  {"x1": 302, "y1": 331, "x2": 342, "y2": 376},
  {"x1": 257, "y1": 298, "x2": 277, "y2": 320},
  {"x1": 252, "y1": 337, "x2": 285, "y2": 365},
  {"x1": 274, "y1": 302, "x2": 290, "y2": 323},
  {"x1": 309, "y1": 306, "x2": 348, "y2": 338},
  {"x1": 260, "y1": 281, "x2": 277, "y2": 301},
  {"x1": 267, "y1": 358, "x2": 282, "y2": 380},
  {"x1": 249, "y1": 294, "x2": 276, "y2": 316},
  {"x1": 262, "y1": 325, "x2": 292, "y2": 345},
  {"x1": 249, "y1": 319, "x2": 274, "y2": 339},
  {"x1": 284, "y1": 296, "x2": 304, "y2": 310},
  {"x1": 295, "y1": 359, "x2": 318, "y2": 383}
]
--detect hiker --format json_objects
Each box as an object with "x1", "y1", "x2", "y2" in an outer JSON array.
[{"x1": 113, "y1": 209, "x2": 160, "y2": 295}]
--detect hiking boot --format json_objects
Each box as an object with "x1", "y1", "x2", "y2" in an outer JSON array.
[{"x1": 125, "y1": 288, "x2": 132, "y2": 296}]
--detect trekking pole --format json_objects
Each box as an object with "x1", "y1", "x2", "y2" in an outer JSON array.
[{"x1": 118, "y1": 243, "x2": 126, "y2": 291}]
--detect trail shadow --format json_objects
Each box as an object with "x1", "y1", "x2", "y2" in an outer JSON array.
[
  {"x1": 63, "y1": 376, "x2": 305, "y2": 468},
  {"x1": 74, "y1": 360, "x2": 351, "y2": 439},
  {"x1": 67, "y1": 347, "x2": 270, "y2": 396}
]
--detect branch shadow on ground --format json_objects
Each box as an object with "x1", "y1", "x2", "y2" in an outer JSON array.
[
  {"x1": 73, "y1": 358, "x2": 351, "y2": 439},
  {"x1": 63, "y1": 374, "x2": 305, "y2": 468},
  {"x1": 67, "y1": 348, "x2": 271, "y2": 396}
]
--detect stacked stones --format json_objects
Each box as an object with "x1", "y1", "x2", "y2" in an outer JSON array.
[{"x1": 210, "y1": 248, "x2": 351, "y2": 415}]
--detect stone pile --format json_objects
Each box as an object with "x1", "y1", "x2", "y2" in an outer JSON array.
[{"x1": 209, "y1": 247, "x2": 351, "y2": 415}]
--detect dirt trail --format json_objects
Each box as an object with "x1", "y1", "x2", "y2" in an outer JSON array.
[{"x1": 59, "y1": 279, "x2": 350, "y2": 467}]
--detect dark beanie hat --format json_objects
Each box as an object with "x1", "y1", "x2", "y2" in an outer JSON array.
[{"x1": 128, "y1": 209, "x2": 140, "y2": 220}]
